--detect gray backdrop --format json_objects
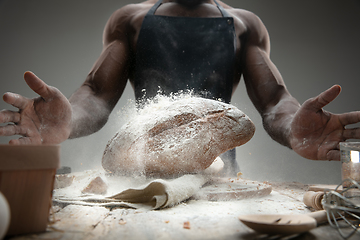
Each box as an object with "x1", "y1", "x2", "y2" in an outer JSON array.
[{"x1": 1, "y1": 0, "x2": 359, "y2": 184}]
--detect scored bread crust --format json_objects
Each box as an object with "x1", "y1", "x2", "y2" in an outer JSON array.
[{"x1": 102, "y1": 97, "x2": 255, "y2": 177}]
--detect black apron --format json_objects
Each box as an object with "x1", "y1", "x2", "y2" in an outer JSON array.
[{"x1": 133, "y1": 0, "x2": 239, "y2": 176}]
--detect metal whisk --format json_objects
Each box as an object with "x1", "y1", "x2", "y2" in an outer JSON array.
[{"x1": 322, "y1": 179, "x2": 360, "y2": 239}]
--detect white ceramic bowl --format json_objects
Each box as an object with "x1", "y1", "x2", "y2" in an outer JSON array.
[{"x1": 0, "y1": 191, "x2": 10, "y2": 239}]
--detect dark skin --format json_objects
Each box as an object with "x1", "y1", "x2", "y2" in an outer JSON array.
[{"x1": 1, "y1": 0, "x2": 360, "y2": 161}]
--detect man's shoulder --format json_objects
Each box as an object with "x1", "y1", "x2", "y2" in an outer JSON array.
[
  {"x1": 227, "y1": 7, "x2": 268, "y2": 38},
  {"x1": 109, "y1": 1, "x2": 153, "y2": 23},
  {"x1": 103, "y1": 1, "x2": 152, "y2": 42},
  {"x1": 227, "y1": 7, "x2": 262, "y2": 27}
]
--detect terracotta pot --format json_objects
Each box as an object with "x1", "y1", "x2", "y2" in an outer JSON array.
[{"x1": 0, "y1": 145, "x2": 60, "y2": 236}]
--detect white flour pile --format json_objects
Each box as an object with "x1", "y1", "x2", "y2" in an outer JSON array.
[
  {"x1": 53, "y1": 168, "x2": 310, "y2": 216},
  {"x1": 52, "y1": 158, "x2": 223, "y2": 210}
]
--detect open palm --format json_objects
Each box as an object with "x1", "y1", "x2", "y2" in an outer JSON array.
[
  {"x1": 0, "y1": 72, "x2": 72, "y2": 144},
  {"x1": 290, "y1": 85, "x2": 360, "y2": 161}
]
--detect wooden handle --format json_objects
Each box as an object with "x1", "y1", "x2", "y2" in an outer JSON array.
[
  {"x1": 303, "y1": 191, "x2": 324, "y2": 210},
  {"x1": 307, "y1": 210, "x2": 328, "y2": 225}
]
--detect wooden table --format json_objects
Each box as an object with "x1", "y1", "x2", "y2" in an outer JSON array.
[{"x1": 7, "y1": 182, "x2": 351, "y2": 240}]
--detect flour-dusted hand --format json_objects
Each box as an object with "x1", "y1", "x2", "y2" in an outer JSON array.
[
  {"x1": 0, "y1": 71, "x2": 72, "y2": 144},
  {"x1": 290, "y1": 85, "x2": 360, "y2": 161}
]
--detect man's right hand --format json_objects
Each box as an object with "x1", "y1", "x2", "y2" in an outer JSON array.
[{"x1": 0, "y1": 71, "x2": 72, "y2": 145}]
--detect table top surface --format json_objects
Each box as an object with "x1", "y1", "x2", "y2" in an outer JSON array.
[{"x1": 7, "y1": 180, "x2": 356, "y2": 240}]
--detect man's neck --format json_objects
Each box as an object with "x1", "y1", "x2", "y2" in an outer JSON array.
[{"x1": 165, "y1": 0, "x2": 215, "y2": 8}]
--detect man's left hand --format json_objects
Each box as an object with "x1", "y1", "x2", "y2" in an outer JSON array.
[{"x1": 290, "y1": 85, "x2": 360, "y2": 161}]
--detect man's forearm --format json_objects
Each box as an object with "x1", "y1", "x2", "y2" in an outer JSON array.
[
  {"x1": 68, "y1": 87, "x2": 112, "y2": 139},
  {"x1": 262, "y1": 97, "x2": 301, "y2": 149}
]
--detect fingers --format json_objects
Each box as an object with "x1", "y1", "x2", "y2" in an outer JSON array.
[
  {"x1": 326, "y1": 149, "x2": 340, "y2": 161},
  {"x1": 0, "y1": 110, "x2": 21, "y2": 123},
  {"x1": 338, "y1": 111, "x2": 360, "y2": 126},
  {"x1": 304, "y1": 85, "x2": 341, "y2": 111},
  {"x1": 3, "y1": 92, "x2": 30, "y2": 110},
  {"x1": 3, "y1": 71, "x2": 51, "y2": 109},
  {"x1": 0, "y1": 124, "x2": 42, "y2": 145},
  {"x1": 0, "y1": 124, "x2": 26, "y2": 136},
  {"x1": 343, "y1": 128, "x2": 360, "y2": 140},
  {"x1": 23, "y1": 71, "x2": 52, "y2": 100},
  {"x1": 337, "y1": 111, "x2": 360, "y2": 139},
  {"x1": 9, "y1": 137, "x2": 42, "y2": 145}
]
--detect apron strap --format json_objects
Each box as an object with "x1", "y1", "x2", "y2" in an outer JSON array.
[
  {"x1": 147, "y1": 0, "x2": 163, "y2": 16},
  {"x1": 147, "y1": 0, "x2": 232, "y2": 18},
  {"x1": 214, "y1": 0, "x2": 231, "y2": 18}
]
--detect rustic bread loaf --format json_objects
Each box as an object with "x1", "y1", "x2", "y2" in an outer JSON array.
[{"x1": 102, "y1": 97, "x2": 255, "y2": 177}]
